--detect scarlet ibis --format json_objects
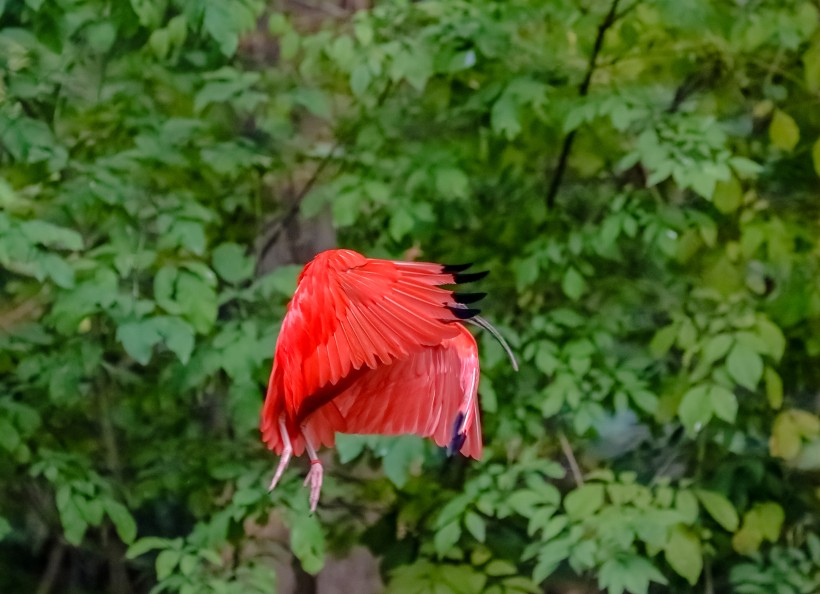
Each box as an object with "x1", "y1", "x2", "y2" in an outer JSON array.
[{"x1": 260, "y1": 249, "x2": 516, "y2": 511}]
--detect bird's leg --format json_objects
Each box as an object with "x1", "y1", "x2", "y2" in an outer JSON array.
[
  {"x1": 302, "y1": 437, "x2": 323, "y2": 512},
  {"x1": 268, "y1": 414, "x2": 292, "y2": 491}
]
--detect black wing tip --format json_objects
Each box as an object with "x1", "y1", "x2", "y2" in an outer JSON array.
[
  {"x1": 447, "y1": 412, "x2": 466, "y2": 456},
  {"x1": 447, "y1": 306, "x2": 480, "y2": 320},
  {"x1": 453, "y1": 292, "x2": 486, "y2": 305},
  {"x1": 453, "y1": 270, "x2": 489, "y2": 284},
  {"x1": 442, "y1": 263, "x2": 473, "y2": 273}
]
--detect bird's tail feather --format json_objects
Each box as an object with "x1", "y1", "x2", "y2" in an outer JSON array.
[{"x1": 468, "y1": 315, "x2": 519, "y2": 371}]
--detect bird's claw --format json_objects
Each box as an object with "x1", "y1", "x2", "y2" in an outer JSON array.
[
  {"x1": 303, "y1": 462, "x2": 323, "y2": 512},
  {"x1": 268, "y1": 446, "x2": 292, "y2": 492}
]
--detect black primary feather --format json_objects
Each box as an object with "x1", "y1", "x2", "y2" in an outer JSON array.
[
  {"x1": 442, "y1": 263, "x2": 473, "y2": 273},
  {"x1": 447, "y1": 306, "x2": 480, "y2": 319},
  {"x1": 453, "y1": 292, "x2": 486, "y2": 304},
  {"x1": 447, "y1": 412, "x2": 466, "y2": 456},
  {"x1": 453, "y1": 270, "x2": 489, "y2": 284}
]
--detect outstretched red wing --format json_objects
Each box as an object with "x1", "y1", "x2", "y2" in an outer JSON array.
[
  {"x1": 261, "y1": 249, "x2": 477, "y2": 454},
  {"x1": 301, "y1": 324, "x2": 482, "y2": 459}
]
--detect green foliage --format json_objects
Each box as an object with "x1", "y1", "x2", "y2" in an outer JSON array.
[{"x1": 2, "y1": 0, "x2": 820, "y2": 593}]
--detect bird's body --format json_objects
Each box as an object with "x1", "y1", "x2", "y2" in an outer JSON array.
[{"x1": 261, "y1": 249, "x2": 510, "y2": 510}]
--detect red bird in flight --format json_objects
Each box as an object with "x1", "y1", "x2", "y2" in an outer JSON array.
[{"x1": 260, "y1": 249, "x2": 516, "y2": 511}]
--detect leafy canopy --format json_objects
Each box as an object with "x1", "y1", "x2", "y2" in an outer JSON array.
[{"x1": 1, "y1": 0, "x2": 819, "y2": 593}]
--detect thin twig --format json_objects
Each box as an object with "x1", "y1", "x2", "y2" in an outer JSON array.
[
  {"x1": 558, "y1": 430, "x2": 584, "y2": 486},
  {"x1": 545, "y1": 0, "x2": 623, "y2": 209},
  {"x1": 35, "y1": 541, "x2": 65, "y2": 594},
  {"x1": 256, "y1": 139, "x2": 342, "y2": 264},
  {"x1": 257, "y1": 80, "x2": 394, "y2": 265}
]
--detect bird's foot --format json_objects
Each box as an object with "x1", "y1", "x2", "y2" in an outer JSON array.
[
  {"x1": 303, "y1": 460, "x2": 323, "y2": 512},
  {"x1": 268, "y1": 447, "x2": 292, "y2": 492}
]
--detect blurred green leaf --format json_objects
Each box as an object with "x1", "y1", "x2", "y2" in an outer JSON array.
[
  {"x1": 564, "y1": 484, "x2": 604, "y2": 519},
  {"x1": 104, "y1": 500, "x2": 137, "y2": 544},
  {"x1": 695, "y1": 489, "x2": 739, "y2": 532},
  {"x1": 726, "y1": 343, "x2": 764, "y2": 390},
  {"x1": 290, "y1": 513, "x2": 325, "y2": 574},
  {"x1": 769, "y1": 110, "x2": 800, "y2": 151},
  {"x1": 664, "y1": 525, "x2": 703, "y2": 585},
  {"x1": 212, "y1": 243, "x2": 254, "y2": 284}
]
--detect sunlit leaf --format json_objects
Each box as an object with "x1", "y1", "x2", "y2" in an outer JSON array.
[
  {"x1": 769, "y1": 110, "x2": 800, "y2": 151},
  {"x1": 726, "y1": 342, "x2": 763, "y2": 390},
  {"x1": 695, "y1": 489, "x2": 739, "y2": 532},
  {"x1": 664, "y1": 525, "x2": 703, "y2": 585}
]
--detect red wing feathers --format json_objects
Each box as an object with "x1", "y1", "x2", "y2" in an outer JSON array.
[
  {"x1": 303, "y1": 324, "x2": 482, "y2": 459},
  {"x1": 261, "y1": 249, "x2": 484, "y2": 458}
]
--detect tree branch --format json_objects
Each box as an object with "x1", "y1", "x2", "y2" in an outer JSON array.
[
  {"x1": 257, "y1": 80, "x2": 395, "y2": 266},
  {"x1": 545, "y1": 0, "x2": 623, "y2": 209},
  {"x1": 558, "y1": 430, "x2": 584, "y2": 486},
  {"x1": 35, "y1": 541, "x2": 65, "y2": 594}
]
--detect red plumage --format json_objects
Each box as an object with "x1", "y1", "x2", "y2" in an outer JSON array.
[{"x1": 260, "y1": 249, "x2": 497, "y2": 511}]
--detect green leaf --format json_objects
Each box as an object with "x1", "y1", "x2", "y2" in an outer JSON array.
[
  {"x1": 87, "y1": 21, "x2": 116, "y2": 53},
  {"x1": 491, "y1": 91, "x2": 521, "y2": 139},
  {"x1": 0, "y1": 419, "x2": 20, "y2": 451},
  {"x1": 695, "y1": 489, "x2": 739, "y2": 531},
  {"x1": 268, "y1": 13, "x2": 290, "y2": 35},
  {"x1": 599, "y1": 554, "x2": 668, "y2": 594},
  {"x1": 563, "y1": 483, "x2": 604, "y2": 519},
  {"x1": 389, "y1": 207, "x2": 415, "y2": 241},
  {"x1": 328, "y1": 35, "x2": 355, "y2": 69},
  {"x1": 678, "y1": 385, "x2": 712, "y2": 432},
  {"x1": 755, "y1": 317, "x2": 786, "y2": 361},
  {"x1": 129, "y1": 0, "x2": 164, "y2": 27},
  {"x1": 41, "y1": 254, "x2": 75, "y2": 288},
  {"x1": 804, "y1": 40, "x2": 820, "y2": 91},
  {"x1": 0, "y1": 516, "x2": 11, "y2": 541},
  {"x1": 701, "y1": 334, "x2": 733, "y2": 365},
  {"x1": 127, "y1": 537, "x2": 175, "y2": 559},
  {"x1": 463, "y1": 511, "x2": 485, "y2": 543},
  {"x1": 156, "y1": 549, "x2": 182, "y2": 580},
  {"x1": 332, "y1": 191, "x2": 360, "y2": 227},
  {"x1": 104, "y1": 500, "x2": 137, "y2": 544},
  {"x1": 332, "y1": 434, "x2": 368, "y2": 463},
  {"x1": 434, "y1": 520, "x2": 461, "y2": 556},
  {"x1": 176, "y1": 272, "x2": 217, "y2": 333},
  {"x1": 179, "y1": 554, "x2": 198, "y2": 576},
  {"x1": 675, "y1": 490, "x2": 700, "y2": 524},
  {"x1": 390, "y1": 44, "x2": 433, "y2": 91},
  {"x1": 710, "y1": 385, "x2": 738, "y2": 423},
  {"x1": 117, "y1": 320, "x2": 162, "y2": 365},
  {"x1": 290, "y1": 513, "x2": 325, "y2": 574},
  {"x1": 561, "y1": 267, "x2": 587, "y2": 301},
  {"x1": 753, "y1": 502, "x2": 784, "y2": 542},
  {"x1": 764, "y1": 367, "x2": 783, "y2": 409},
  {"x1": 202, "y1": 0, "x2": 258, "y2": 57},
  {"x1": 382, "y1": 436, "x2": 424, "y2": 487},
  {"x1": 57, "y1": 494, "x2": 88, "y2": 546},
  {"x1": 650, "y1": 324, "x2": 677, "y2": 357},
  {"x1": 255, "y1": 265, "x2": 300, "y2": 298},
  {"x1": 770, "y1": 411, "x2": 803, "y2": 460},
  {"x1": 212, "y1": 242, "x2": 254, "y2": 284},
  {"x1": 152, "y1": 317, "x2": 195, "y2": 364},
  {"x1": 664, "y1": 525, "x2": 703, "y2": 585},
  {"x1": 20, "y1": 220, "x2": 83, "y2": 250},
  {"x1": 769, "y1": 110, "x2": 800, "y2": 152},
  {"x1": 292, "y1": 88, "x2": 332, "y2": 119},
  {"x1": 435, "y1": 167, "x2": 469, "y2": 200},
  {"x1": 350, "y1": 63, "x2": 371, "y2": 97},
  {"x1": 713, "y1": 176, "x2": 742, "y2": 213},
  {"x1": 726, "y1": 342, "x2": 763, "y2": 390}
]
